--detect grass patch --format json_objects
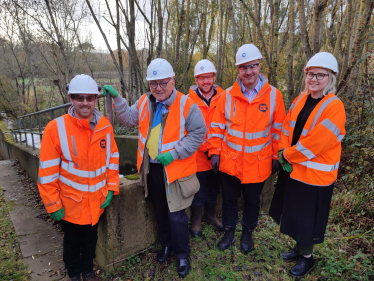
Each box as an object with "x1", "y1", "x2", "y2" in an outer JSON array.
[
  {"x1": 102, "y1": 212, "x2": 373, "y2": 280},
  {"x1": 0, "y1": 187, "x2": 30, "y2": 280}
]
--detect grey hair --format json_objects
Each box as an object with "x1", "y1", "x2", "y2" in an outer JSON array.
[{"x1": 303, "y1": 70, "x2": 337, "y2": 96}]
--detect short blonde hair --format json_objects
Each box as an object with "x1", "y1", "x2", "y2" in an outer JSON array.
[{"x1": 303, "y1": 70, "x2": 337, "y2": 96}]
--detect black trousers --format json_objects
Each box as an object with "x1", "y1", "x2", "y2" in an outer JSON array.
[
  {"x1": 192, "y1": 170, "x2": 221, "y2": 207},
  {"x1": 147, "y1": 163, "x2": 190, "y2": 259},
  {"x1": 60, "y1": 220, "x2": 99, "y2": 277},
  {"x1": 221, "y1": 173, "x2": 265, "y2": 230}
]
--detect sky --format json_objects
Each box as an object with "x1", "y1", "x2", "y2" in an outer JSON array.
[{"x1": 85, "y1": 0, "x2": 151, "y2": 52}]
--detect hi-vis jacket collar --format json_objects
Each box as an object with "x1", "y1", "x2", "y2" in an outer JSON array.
[
  {"x1": 232, "y1": 73, "x2": 270, "y2": 101},
  {"x1": 146, "y1": 88, "x2": 177, "y2": 109}
]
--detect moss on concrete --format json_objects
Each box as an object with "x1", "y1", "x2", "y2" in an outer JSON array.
[
  {"x1": 0, "y1": 121, "x2": 14, "y2": 144},
  {"x1": 124, "y1": 173, "x2": 140, "y2": 180}
]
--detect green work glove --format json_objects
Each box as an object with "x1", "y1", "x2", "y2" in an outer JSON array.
[
  {"x1": 278, "y1": 150, "x2": 293, "y2": 173},
  {"x1": 102, "y1": 85, "x2": 119, "y2": 98},
  {"x1": 101, "y1": 190, "x2": 114, "y2": 209},
  {"x1": 156, "y1": 152, "x2": 174, "y2": 166},
  {"x1": 50, "y1": 207, "x2": 64, "y2": 221}
]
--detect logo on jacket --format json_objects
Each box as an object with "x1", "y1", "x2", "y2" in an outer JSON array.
[
  {"x1": 100, "y1": 139, "x2": 106, "y2": 149},
  {"x1": 153, "y1": 71, "x2": 157, "y2": 75},
  {"x1": 242, "y1": 53, "x2": 246, "y2": 57},
  {"x1": 259, "y1": 103, "x2": 268, "y2": 112}
]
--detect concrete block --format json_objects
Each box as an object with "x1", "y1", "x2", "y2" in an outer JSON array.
[{"x1": 95, "y1": 177, "x2": 158, "y2": 270}]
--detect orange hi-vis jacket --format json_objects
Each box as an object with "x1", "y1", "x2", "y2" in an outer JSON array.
[
  {"x1": 37, "y1": 108, "x2": 120, "y2": 225},
  {"x1": 188, "y1": 84, "x2": 224, "y2": 172},
  {"x1": 279, "y1": 92, "x2": 346, "y2": 186},
  {"x1": 137, "y1": 91, "x2": 198, "y2": 184},
  {"x1": 207, "y1": 74, "x2": 286, "y2": 183}
]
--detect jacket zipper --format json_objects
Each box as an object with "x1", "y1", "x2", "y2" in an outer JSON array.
[{"x1": 233, "y1": 100, "x2": 237, "y2": 118}]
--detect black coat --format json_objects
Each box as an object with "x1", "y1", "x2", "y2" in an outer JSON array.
[{"x1": 269, "y1": 170, "x2": 334, "y2": 245}]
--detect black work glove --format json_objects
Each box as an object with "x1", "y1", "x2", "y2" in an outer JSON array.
[
  {"x1": 272, "y1": 159, "x2": 280, "y2": 174},
  {"x1": 211, "y1": 155, "x2": 220, "y2": 174}
]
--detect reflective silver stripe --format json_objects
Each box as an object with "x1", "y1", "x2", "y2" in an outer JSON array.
[
  {"x1": 108, "y1": 163, "x2": 119, "y2": 170},
  {"x1": 56, "y1": 117, "x2": 72, "y2": 161},
  {"x1": 138, "y1": 96, "x2": 148, "y2": 119},
  {"x1": 138, "y1": 144, "x2": 144, "y2": 154},
  {"x1": 337, "y1": 134, "x2": 345, "y2": 141},
  {"x1": 111, "y1": 152, "x2": 119, "y2": 158},
  {"x1": 289, "y1": 120, "x2": 296, "y2": 128},
  {"x1": 321, "y1": 119, "x2": 341, "y2": 139},
  {"x1": 244, "y1": 141, "x2": 271, "y2": 153},
  {"x1": 38, "y1": 173, "x2": 59, "y2": 184},
  {"x1": 210, "y1": 122, "x2": 226, "y2": 129},
  {"x1": 61, "y1": 161, "x2": 107, "y2": 178},
  {"x1": 139, "y1": 132, "x2": 146, "y2": 145},
  {"x1": 39, "y1": 158, "x2": 61, "y2": 169},
  {"x1": 282, "y1": 127, "x2": 289, "y2": 137},
  {"x1": 207, "y1": 133, "x2": 224, "y2": 139},
  {"x1": 272, "y1": 122, "x2": 283, "y2": 129},
  {"x1": 226, "y1": 140, "x2": 242, "y2": 151},
  {"x1": 268, "y1": 86, "x2": 276, "y2": 126},
  {"x1": 296, "y1": 142, "x2": 315, "y2": 159},
  {"x1": 180, "y1": 95, "x2": 188, "y2": 140},
  {"x1": 228, "y1": 127, "x2": 243, "y2": 138},
  {"x1": 59, "y1": 175, "x2": 106, "y2": 192},
  {"x1": 225, "y1": 87, "x2": 233, "y2": 121},
  {"x1": 162, "y1": 141, "x2": 178, "y2": 151},
  {"x1": 106, "y1": 133, "x2": 111, "y2": 168},
  {"x1": 302, "y1": 96, "x2": 339, "y2": 136},
  {"x1": 289, "y1": 103, "x2": 295, "y2": 111},
  {"x1": 245, "y1": 127, "x2": 270, "y2": 140},
  {"x1": 298, "y1": 161, "x2": 340, "y2": 172},
  {"x1": 272, "y1": 133, "x2": 280, "y2": 141}
]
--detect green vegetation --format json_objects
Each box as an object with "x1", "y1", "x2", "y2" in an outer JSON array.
[
  {"x1": 124, "y1": 174, "x2": 140, "y2": 180},
  {"x1": 102, "y1": 211, "x2": 373, "y2": 280},
  {"x1": 0, "y1": 187, "x2": 30, "y2": 281}
]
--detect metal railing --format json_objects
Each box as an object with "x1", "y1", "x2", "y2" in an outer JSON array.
[
  {"x1": 11, "y1": 103, "x2": 71, "y2": 150},
  {"x1": 10, "y1": 95, "x2": 113, "y2": 150}
]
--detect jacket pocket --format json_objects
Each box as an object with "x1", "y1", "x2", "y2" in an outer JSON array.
[
  {"x1": 60, "y1": 188, "x2": 83, "y2": 219},
  {"x1": 177, "y1": 174, "x2": 200, "y2": 198},
  {"x1": 257, "y1": 143, "x2": 273, "y2": 177}
]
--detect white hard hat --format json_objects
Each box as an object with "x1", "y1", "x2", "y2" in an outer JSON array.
[
  {"x1": 305, "y1": 52, "x2": 339, "y2": 73},
  {"x1": 67, "y1": 74, "x2": 100, "y2": 95},
  {"x1": 146, "y1": 58, "x2": 175, "y2": 81},
  {"x1": 235, "y1": 44, "x2": 262, "y2": 66},
  {"x1": 194, "y1": 59, "x2": 217, "y2": 76}
]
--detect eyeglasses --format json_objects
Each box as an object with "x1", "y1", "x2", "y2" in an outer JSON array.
[
  {"x1": 149, "y1": 78, "x2": 173, "y2": 89},
  {"x1": 71, "y1": 94, "x2": 97, "y2": 102},
  {"x1": 196, "y1": 74, "x2": 215, "y2": 82},
  {"x1": 237, "y1": 63, "x2": 260, "y2": 72},
  {"x1": 305, "y1": 72, "x2": 329, "y2": 80}
]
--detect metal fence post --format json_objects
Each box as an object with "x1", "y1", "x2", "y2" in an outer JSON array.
[
  {"x1": 22, "y1": 117, "x2": 28, "y2": 147},
  {"x1": 29, "y1": 115, "x2": 35, "y2": 150},
  {"x1": 17, "y1": 118, "x2": 21, "y2": 143},
  {"x1": 38, "y1": 114, "x2": 42, "y2": 143}
]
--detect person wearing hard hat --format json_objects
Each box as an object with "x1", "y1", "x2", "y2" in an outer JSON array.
[
  {"x1": 37, "y1": 74, "x2": 120, "y2": 281},
  {"x1": 207, "y1": 44, "x2": 286, "y2": 253},
  {"x1": 187, "y1": 59, "x2": 225, "y2": 237},
  {"x1": 102, "y1": 58, "x2": 206, "y2": 278},
  {"x1": 269, "y1": 52, "x2": 346, "y2": 278}
]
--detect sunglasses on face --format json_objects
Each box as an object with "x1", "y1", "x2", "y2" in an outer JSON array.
[
  {"x1": 71, "y1": 94, "x2": 97, "y2": 102},
  {"x1": 196, "y1": 75, "x2": 215, "y2": 82},
  {"x1": 237, "y1": 63, "x2": 260, "y2": 72},
  {"x1": 149, "y1": 78, "x2": 173, "y2": 89}
]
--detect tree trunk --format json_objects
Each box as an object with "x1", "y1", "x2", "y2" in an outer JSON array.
[
  {"x1": 297, "y1": 0, "x2": 312, "y2": 59},
  {"x1": 228, "y1": 0, "x2": 237, "y2": 56},
  {"x1": 202, "y1": 0, "x2": 208, "y2": 58},
  {"x1": 156, "y1": 0, "x2": 163, "y2": 57},
  {"x1": 286, "y1": 0, "x2": 295, "y2": 109},
  {"x1": 217, "y1": 0, "x2": 223, "y2": 84},
  {"x1": 183, "y1": 0, "x2": 191, "y2": 94}
]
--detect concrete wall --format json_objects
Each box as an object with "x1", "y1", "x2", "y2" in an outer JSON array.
[{"x1": 0, "y1": 122, "x2": 274, "y2": 270}]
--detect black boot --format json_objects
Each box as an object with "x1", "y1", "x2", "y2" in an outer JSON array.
[
  {"x1": 190, "y1": 206, "x2": 204, "y2": 237},
  {"x1": 202, "y1": 203, "x2": 224, "y2": 231},
  {"x1": 281, "y1": 247, "x2": 299, "y2": 262},
  {"x1": 217, "y1": 227, "x2": 236, "y2": 250},
  {"x1": 240, "y1": 227, "x2": 254, "y2": 253},
  {"x1": 157, "y1": 245, "x2": 172, "y2": 263},
  {"x1": 177, "y1": 258, "x2": 191, "y2": 278},
  {"x1": 289, "y1": 255, "x2": 316, "y2": 278}
]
